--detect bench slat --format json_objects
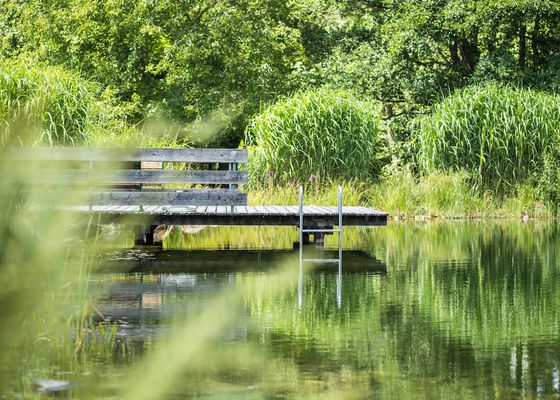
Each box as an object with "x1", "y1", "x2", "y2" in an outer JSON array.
[
  {"x1": 31, "y1": 169, "x2": 248, "y2": 185},
  {"x1": 40, "y1": 190, "x2": 247, "y2": 206},
  {"x1": 8, "y1": 147, "x2": 248, "y2": 163}
]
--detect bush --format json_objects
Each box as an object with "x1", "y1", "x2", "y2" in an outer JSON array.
[
  {"x1": 539, "y1": 141, "x2": 560, "y2": 215},
  {"x1": 0, "y1": 58, "x2": 124, "y2": 145},
  {"x1": 416, "y1": 85, "x2": 560, "y2": 193},
  {"x1": 245, "y1": 88, "x2": 386, "y2": 185}
]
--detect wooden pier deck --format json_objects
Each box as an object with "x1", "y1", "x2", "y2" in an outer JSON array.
[
  {"x1": 11, "y1": 147, "x2": 388, "y2": 246},
  {"x1": 72, "y1": 205, "x2": 388, "y2": 227}
]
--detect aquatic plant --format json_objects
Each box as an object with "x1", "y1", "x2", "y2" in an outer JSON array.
[
  {"x1": 0, "y1": 58, "x2": 100, "y2": 144},
  {"x1": 245, "y1": 88, "x2": 387, "y2": 185},
  {"x1": 416, "y1": 85, "x2": 560, "y2": 193}
]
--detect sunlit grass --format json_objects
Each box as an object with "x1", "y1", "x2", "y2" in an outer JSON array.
[
  {"x1": 416, "y1": 84, "x2": 560, "y2": 194},
  {"x1": 245, "y1": 88, "x2": 387, "y2": 185},
  {"x1": 242, "y1": 173, "x2": 554, "y2": 219}
]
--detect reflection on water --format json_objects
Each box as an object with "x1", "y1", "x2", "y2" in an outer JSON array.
[{"x1": 92, "y1": 221, "x2": 560, "y2": 398}]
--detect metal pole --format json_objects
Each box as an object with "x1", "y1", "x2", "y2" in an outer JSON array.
[
  {"x1": 88, "y1": 160, "x2": 93, "y2": 212},
  {"x1": 337, "y1": 185, "x2": 342, "y2": 308},
  {"x1": 338, "y1": 185, "x2": 342, "y2": 274},
  {"x1": 298, "y1": 186, "x2": 303, "y2": 309}
]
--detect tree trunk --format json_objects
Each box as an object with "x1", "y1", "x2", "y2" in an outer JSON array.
[
  {"x1": 384, "y1": 103, "x2": 394, "y2": 146},
  {"x1": 449, "y1": 41, "x2": 460, "y2": 67},
  {"x1": 519, "y1": 20, "x2": 527, "y2": 70},
  {"x1": 458, "y1": 29, "x2": 479, "y2": 74},
  {"x1": 531, "y1": 18, "x2": 540, "y2": 65}
]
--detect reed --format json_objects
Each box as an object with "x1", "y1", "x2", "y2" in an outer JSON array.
[
  {"x1": 245, "y1": 88, "x2": 387, "y2": 185},
  {"x1": 416, "y1": 85, "x2": 560, "y2": 194},
  {"x1": 0, "y1": 58, "x2": 102, "y2": 145}
]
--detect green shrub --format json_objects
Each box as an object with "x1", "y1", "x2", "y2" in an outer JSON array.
[
  {"x1": 539, "y1": 141, "x2": 560, "y2": 215},
  {"x1": 416, "y1": 85, "x2": 560, "y2": 193},
  {"x1": 0, "y1": 58, "x2": 122, "y2": 145},
  {"x1": 245, "y1": 88, "x2": 386, "y2": 185}
]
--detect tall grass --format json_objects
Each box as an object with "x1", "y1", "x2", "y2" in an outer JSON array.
[
  {"x1": 245, "y1": 88, "x2": 387, "y2": 185},
  {"x1": 0, "y1": 58, "x2": 229, "y2": 148},
  {"x1": 416, "y1": 85, "x2": 560, "y2": 193},
  {"x1": 0, "y1": 58, "x2": 104, "y2": 145}
]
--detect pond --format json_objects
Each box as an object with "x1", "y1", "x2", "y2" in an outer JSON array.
[{"x1": 44, "y1": 222, "x2": 560, "y2": 398}]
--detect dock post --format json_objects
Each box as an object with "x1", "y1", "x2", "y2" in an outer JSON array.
[
  {"x1": 229, "y1": 162, "x2": 237, "y2": 214},
  {"x1": 314, "y1": 232, "x2": 325, "y2": 247},
  {"x1": 134, "y1": 225, "x2": 145, "y2": 246},
  {"x1": 134, "y1": 224, "x2": 161, "y2": 247}
]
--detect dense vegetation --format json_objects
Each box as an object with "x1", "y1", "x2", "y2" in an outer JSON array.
[
  {"x1": 417, "y1": 85, "x2": 560, "y2": 193},
  {"x1": 2, "y1": 0, "x2": 560, "y2": 212},
  {"x1": 246, "y1": 88, "x2": 385, "y2": 183}
]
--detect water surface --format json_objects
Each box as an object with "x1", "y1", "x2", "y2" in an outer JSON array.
[{"x1": 90, "y1": 222, "x2": 560, "y2": 399}]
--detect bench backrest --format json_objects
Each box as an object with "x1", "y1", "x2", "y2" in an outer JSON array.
[{"x1": 8, "y1": 147, "x2": 248, "y2": 207}]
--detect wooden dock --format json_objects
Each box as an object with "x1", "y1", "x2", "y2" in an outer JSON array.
[
  {"x1": 10, "y1": 147, "x2": 388, "y2": 247},
  {"x1": 72, "y1": 205, "x2": 388, "y2": 227}
]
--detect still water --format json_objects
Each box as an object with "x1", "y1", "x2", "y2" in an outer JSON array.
[{"x1": 91, "y1": 221, "x2": 560, "y2": 399}]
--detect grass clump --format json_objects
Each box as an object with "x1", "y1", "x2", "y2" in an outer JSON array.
[
  {"x1": 245, "y1": 88, "x2": 386, "y2": 186},
  {"x1": 0, "y1": 58, "x2": 96, "y2": 144},
  {"x1": 0, "y1": 58, "x2": 136, "y2": 146},
  {"x1": 416, "y1": 85, "x2": 560, "y2": 193}
]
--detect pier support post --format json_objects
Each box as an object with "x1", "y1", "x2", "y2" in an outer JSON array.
[
  {"x1": 314, "y1": 233, "x2": 325, "y2": 247},
  {"x1": 134, "y1": 224, "x2": 162, "y2": 248}
]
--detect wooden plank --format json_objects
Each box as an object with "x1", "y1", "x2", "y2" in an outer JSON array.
[
  {"x1": 29, "y1": 169, "x2": 248, "y2": 185},
  {"x1": 283, "y1": 206, "x2": 298, "y2": 214},
  {"x1": 79, "y1": 209, "x2": 389, "y2": 227},
  {"x1": 304, "y1": 206, "x2": 321, "y2": 214},
  {"x1": 7, "y1": 147, "x2": 249, "y2": 163},
  {"x1": 309, "y1": 206, "x2": 326, "y2": 214},
  {"x1": 270, "y1": 206, "x2": 289, "y2": 215},
  {"x1": 43, "y1": 190, "x2": 247, "y2": 206},
  {"x1": 274, "y1": 206, "x2": 288, "y2": 214},
  {"x1": 262, "y1": 206, "x2": 275, "y2": 214},
  {"x1": 253, "y1": 206, "x2": 269, "y2": 215},
  {"x1": 141, "y1": 161, "x2": 163, "y2": 169}
]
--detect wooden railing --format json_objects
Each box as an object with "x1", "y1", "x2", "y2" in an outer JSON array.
[{"x1": 7, "y1": 147, "x2": 248, "y2": 207}]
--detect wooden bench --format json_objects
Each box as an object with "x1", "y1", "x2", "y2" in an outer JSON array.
[{"x1": 8, "y1": 147, "x2": 248, "y2": 245}]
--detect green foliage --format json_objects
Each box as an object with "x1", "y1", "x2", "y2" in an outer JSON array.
[
  {"x1": 3, "y1": 0, "x2": 560, "y2": 144},
  {"x1": 246, "y1": 88, "x2": 386, "y2": 184},
  {"x1": 539, "y1": 141, "x2": 560, "y2": 215},
  {"x1": 416, "y1": 85, "x2": 560, "y2": 193},
  {"x1": 1, "y1": 0, "x2": 313, "y2": 142},
  {"x1": 0, "y1": 58, "x2": 99, "y2": 144},
  {"x1": 0, "y1": 58, "x2": 139, "y2": 145}
]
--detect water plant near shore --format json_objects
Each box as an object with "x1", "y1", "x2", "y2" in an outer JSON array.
[
  {"x1": 245, "y1": 88, "x2": 387, "y2": 185},
  {"x1": 416, "y1": 85, "x2": 560, "y2": 194}
]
